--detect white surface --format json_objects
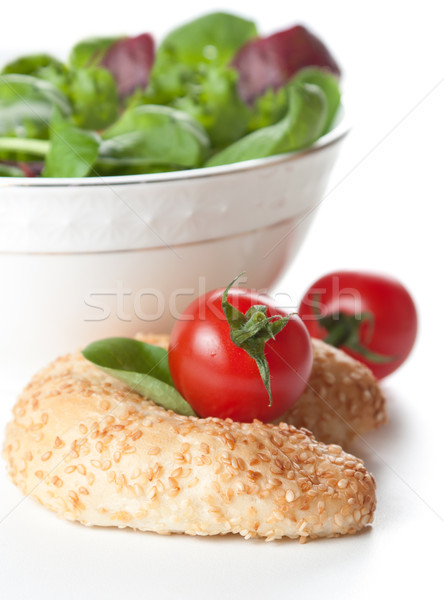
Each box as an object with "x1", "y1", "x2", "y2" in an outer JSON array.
[{"x1": 1, "y1": 1, "x2": 443, "y2": 599}]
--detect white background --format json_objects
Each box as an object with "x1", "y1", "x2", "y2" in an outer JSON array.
[{"x1": 1, "y1": 1, "x2": 443, "y2": 599}]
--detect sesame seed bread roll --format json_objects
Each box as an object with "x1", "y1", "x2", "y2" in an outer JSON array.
[
  {"x1": 3, "y1": 351, "x2": 376, "y2": 542},
  {"x1": 137, "y1": 334, "x2": 387, "y2": 448},
  {"x1": 279, "y1": 338, "x2": 387, "y2": 447}
]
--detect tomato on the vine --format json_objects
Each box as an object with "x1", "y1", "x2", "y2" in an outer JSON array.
[
  {"x1": 298, "y1": 271, "x2": 417, "y2": 379},
  {"x1": 168, "y1": 278, "x2": 313, "y2": 423}
]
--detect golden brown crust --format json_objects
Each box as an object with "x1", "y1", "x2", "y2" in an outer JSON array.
[
  {"x1": 279, "y1": 338, "x2": 387, "y2": 446},
  {"x1": 3, "y1": 350, "x2": 376, "y2": 542},
  {"x1": 136, "y1": 334, "x2": 387, "y2": 448}
]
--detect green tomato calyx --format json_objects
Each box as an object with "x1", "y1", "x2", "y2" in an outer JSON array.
[
  {"x1": 312, "y1": 295, "x2": 395, "y2": 364},
  {"x1": 221, "y1": 273, "x2": 292, "y2": 406}
]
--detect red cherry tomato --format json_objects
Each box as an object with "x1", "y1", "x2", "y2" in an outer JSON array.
[
  {"x1": 168, "y1": 286, "x2": 313, "y2": 423},
  {"x1": 299, "y1": 271, "x2": 417, "y2": 379}
]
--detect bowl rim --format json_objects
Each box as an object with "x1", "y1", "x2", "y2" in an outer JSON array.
[{"x1": 0, "y1": 107, "x2": 350, "y2": 189}]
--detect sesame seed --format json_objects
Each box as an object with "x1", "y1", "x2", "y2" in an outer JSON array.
[
  {"x1": 3, "y1": 337, "x2": 380, "y2": 543},
  {"x1": 334, "y1": 514, "x2": 345, "y2": 527},
  {"x1": 131, "y1": 468, "x2": 141, "y2": 480},
  {"x1": 285, "y1": 490, "x2": 295, "y2": 503},
  {"x1": 200, "y1": 443, "x2": 210, "y2": 454},
  {"x1": 147, "y1": 487, "x2": 157, "y2": 500},
  {"x1": 53, "y1": 436, "x2": 65, "y2": 449}
]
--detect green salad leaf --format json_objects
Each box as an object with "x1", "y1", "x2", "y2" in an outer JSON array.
[
  {"x1": 66, "y1": 67, "x2": 119, "y2": 130},
  {"x1": 206, "y1": 82, "x2": 328, "y2": 167},
  {"x1": 155, "y1": 12, "x2": 257, "y2": 67},
  {"x1": 0, "y1": 163, "x2": 25, "y2": 176},
  {"x1": 82, "y1": 338, "x2": 196, "y2": 417},
  {"x1": 247, "y1": 85, "x2": 288, "y2": 132},
  {"x1": 43, "y1": 109, "x2": 100, "y2": 177},
  {"x1": 148, "y1": 12, "x2": 257, "y2": 106},
  {"x1": 69, "y1": 36, "x2": 122, "y2": 69},
  {"x1": 97, "y1": 104, "x2": 210, "y2": 175},
  {"x1": 0, "y1": 74, "x2": 71, "y2": 140},
  {"x1": 293, "y1": 67, "x2": 341, "y2": 134},
  {"x1": 1, "y1": 53, "x2": 66, "y2": 77},
  {"x1": 247, "y1": 67, "x2": 340, "y2": 135},
  {"x1": 0, "y1": 54, "x2": 72, "y2": 101},
  {"x1": 0, "y1": 74, "x2": 71, "y2": 163},
  {"x1": 172, "y1": 64, "x2": 249, "y2": 149},
  {"x1": 0, "y1": 13, "x2": 341, "y2": 177}
]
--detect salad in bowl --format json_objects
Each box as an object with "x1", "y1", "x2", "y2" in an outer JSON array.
[{"x1": 0, "y1": 11, "x2": 341, "y2": 178}]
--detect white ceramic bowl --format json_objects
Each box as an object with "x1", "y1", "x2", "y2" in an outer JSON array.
[{"x1": 0, "y1": 116, "x2": 348, "y2": 385}]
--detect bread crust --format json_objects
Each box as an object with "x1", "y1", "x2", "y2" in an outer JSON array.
[
  {"x1": 279, "y1": 338, "x2": 387, "y2": 446},
  {"x1": 3, "y1": 349, "x2": 376, "y2": 542}
]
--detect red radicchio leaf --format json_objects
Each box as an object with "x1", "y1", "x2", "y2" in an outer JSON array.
[
  {"x1": 231, "y1": 25, "x2": 340, "y2": 105},
  {"x1": 101, "y1": 33, "x2": 155, "y2": 99},
  {"x1": 18, "y1": 162, "x2": 45, "y2": 177}
]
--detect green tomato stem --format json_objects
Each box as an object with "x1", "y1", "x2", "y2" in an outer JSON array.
[
  {"x1": 222, "y1": 273, "x2": 292, "y2": 406},
  {"x1": 319, "y1": 310, "x2": 396, "y2": 364}
]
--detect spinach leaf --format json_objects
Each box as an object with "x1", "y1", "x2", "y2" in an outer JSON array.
[
  {"x1": 0, "y1": 74, "x2": 71, "y2": 140},
  {"x1": 247, "y1": 67, "x2": 340, "y2": 135},
  {"x1": 293, "y1": 67, "x2": 341, "y2": 134},
  {"x1": 148, "y1": 12, "x2": 257, "y2": 106},
  {"x1": 82, "y1": 338, "x2": 196, "y2": 417},
  {"x1": 146, "y1": 62, "x2": 191, "y2": 106},
  {"x1": 0, "y1": 55, "x2": 75, "y2": 106},
  {"x1": 173, "y1": 64, "x2": 249, "y2": 149},
  {"x1": 2, "y1": 51, "x2": 123, "y2": 131},
  {"x1": 247, "y1": 85, "x2": 288, "y2": 132},
  {"x1": 206, "y1": 82, "x2": 327, "y2": 167},
  {"x1": 1, "y1": 53, "x2": 66, "y2": 77},
  {"x1": 42, "y1": 109, "x2": 100, "y2": 177},
  {"x1": 69, "y1": 36, "x2": 122, "y2": 69},
  {"x1": 66, "y1": 67, "x2": 119, "y2": 130},
  {"x1": 97, "y1": 104, "x2": 209, "y2": 174},
  {"x1": 155, "y1": 12, "x2": 257, "y2": 68}
]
